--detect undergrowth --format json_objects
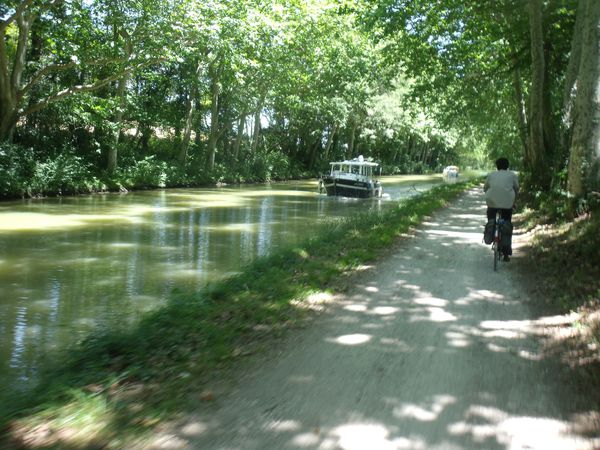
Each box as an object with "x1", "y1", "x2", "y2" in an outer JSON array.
[
  {"x1": 517, "y1": 201, "x2": 600, "y2": 394},
  {"x1": 0, "y1": 180, "x2": 479, "y2": 448}
]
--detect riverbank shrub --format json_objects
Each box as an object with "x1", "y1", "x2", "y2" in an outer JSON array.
[
  {"x1": 0, "y1": 144, "x2": 308, "y2": 199},
  {"x1": 0, "y1": 179, "x2": 479, "y2": 448},
  {"x1": 30, "y1": 150, "x2": 96, "y2": 196},
  {"x1": 0, "y1": 143, "x2": 36, "y2": 198}
]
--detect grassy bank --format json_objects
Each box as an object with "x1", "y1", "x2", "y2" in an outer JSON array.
[
  {"x1": 517, "y1": 205, "x2": 600, "y2": 389},
  {"x1": 0, "y1": 180, "x2": 479, "y2": 448}
]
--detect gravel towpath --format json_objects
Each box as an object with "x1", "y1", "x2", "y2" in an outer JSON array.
[{"x1": 148, "y1": 188, "x2": 597, "y2": 450}]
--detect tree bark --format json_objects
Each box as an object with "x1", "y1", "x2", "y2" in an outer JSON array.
[
  {"x1": 233, "y1": 112, "x2": 247, "y2": 162},
  {"x1": 568, "y1": 0, "x2": 600, "y2": 196},
  {"x1": 0, "y1": 6, "x2": 35, "y2": 141},
  {"x1": 178, "y1": 61, "x2": 202, "y2": 165},
  {"x1": 561, "y1": 1, "x2": 586, "y2": 154},
  {"x1": 206, "y1": 63, "x2": 221, "y2": 171},
  {"x1": 251, "y1": 92, "x2": 266, "y2": 153},
  {"x1": 528, "y1": 0, "x2": 546, "y2": 183},
  {"x1": 107, "y1": 29, "x2": 132, "y2": 173},
  {"x1": 323, "y1": 123, "x2": 337, "y2": 161},
  {"x1": 179, "y1": 94, "x2": 196, "y2": 165},
  {"x1": 511, "y1": 52, "x2": 529, "y2": 156},
  {"x1": 347, "y1": 119, "x2": 357, "y2": 158}
]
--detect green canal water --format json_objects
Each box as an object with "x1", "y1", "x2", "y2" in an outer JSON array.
[{"x1": 0, "y1": 176, "x2": 443, "y2": 389}]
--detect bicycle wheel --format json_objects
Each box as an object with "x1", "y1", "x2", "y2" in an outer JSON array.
[
  {"x1": 493, "y1": 241, "x2": 498, "y2": 271},
  {"x1": 493, "y1": 226, "x2": 501, "y2": 271}
]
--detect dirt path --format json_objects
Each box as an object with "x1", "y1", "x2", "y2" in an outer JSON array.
[{"x1": 148, "y1": 188, "x2": 598, "y2": 450}]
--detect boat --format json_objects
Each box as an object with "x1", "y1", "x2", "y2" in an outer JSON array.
[
  {"x1": 443, "y1": 165, "x2": 459, "y2": 178},
  {"x1": 318, "y1": 155, "x2": 383, "y2": 198}
]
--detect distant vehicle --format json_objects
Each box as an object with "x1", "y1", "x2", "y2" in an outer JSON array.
[
  {"x1": 443, "y1": 165, "x2": 460, "y2": 178},
  {"x1": 318, "y1": 156, "x2": 383, "y2": 198}
]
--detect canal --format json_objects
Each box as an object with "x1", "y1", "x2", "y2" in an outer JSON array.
[{"x1": 0, "y1": 175, "x2": 443, "y2": 389}]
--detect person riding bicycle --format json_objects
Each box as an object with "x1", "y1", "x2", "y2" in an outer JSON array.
[{"x1": 483, "y1": 157, "x2": 519, "y2": 261}]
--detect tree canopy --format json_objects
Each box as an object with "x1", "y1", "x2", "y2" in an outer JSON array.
[{"x1": 1, "y1": 0, "x2": 598, "y2": 205}]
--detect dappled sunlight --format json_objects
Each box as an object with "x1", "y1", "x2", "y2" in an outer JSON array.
[
  {"x1": 480, "y1": 319, "x2": 535, "y2": 334},
  {"x1": 328, "y1": 333, "x2": 372, "y2": 346},
  {"x1": 179, "y1": 420, "x2": 210, "y2": 437},
  {"x1": 159, "y1": 191, "x2": 250, "y2": 207},
  {"x1": 205, "y1": 222, "x2": 258, "y2": 233},
  {"x1": 394, "y1": 395, "x2": 457, "y2": 422},
  {"x1": 448, "y1": 405, "x2": 586, "y2": 449},
  {"x1": 107, "y1": 242, "x2": 136, "y2": 248},
  {"x1": 325, "y1": 422, "x2": 399, "y2": 450},
  {"x1": 425, "y1": 229, "x2": 481, "y2": 242},
  {"x1": 237, "y1": 189, "x2": 318, "y2": 198},
  {"x1": 371, "y1": 306, "x2": 400, "y2": 315},
  {"x1": 414, "y1": 297, "x2": 448, "y2": 307},
  {"x1": 265, "y1": 419, "x2": 302, "y2": 433},
  {"x1": 445, "y1": 331, "x2": 471, "y2": 348},
  {"x1": 0, "y1": 212, "x2": 142, "y2": 231},
  {"x1": 344, "y1": 304, "x2": 368, "y2": 312}
]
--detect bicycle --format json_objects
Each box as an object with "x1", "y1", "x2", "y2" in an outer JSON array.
[{"x1": 491, "y1": 213, "x2": 505, "y2": 271}]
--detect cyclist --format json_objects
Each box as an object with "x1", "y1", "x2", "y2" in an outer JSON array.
[{"x1": 483, "y1": 157, "x2": 519, "y2": 261}]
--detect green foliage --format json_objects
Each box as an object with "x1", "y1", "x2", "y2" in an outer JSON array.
[
  {"x1": 119, "y1": 155, "x2": 168, "y2": 188},
  {"x1": 0, "y1": 143, "x2": 36, "y2": 199},
  {"x1": 29, "y1": 150, "x2": 96, "y2": 196},
  {"x1": 0, "y1": 143, "x2": 102, "y2": 199}
]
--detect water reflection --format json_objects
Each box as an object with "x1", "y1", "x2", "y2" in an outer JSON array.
[{"x1": 0, "y1": 177, "x2": 442, "y2": 389}]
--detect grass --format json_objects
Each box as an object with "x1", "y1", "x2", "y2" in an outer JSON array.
[
  {"x1": 516, "y1": 203, "x2": 600, "y2": 394},
  {"x1": 0, "y1": 179, "x2": 480, "y2": 449}
]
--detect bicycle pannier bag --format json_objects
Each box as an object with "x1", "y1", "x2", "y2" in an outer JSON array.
[
  {"x1": 500, "y1": 221, "x2": 513, "y2": 249},
  {"x1": 483, "y1": 219, "x2": 494, "y2": 244}
]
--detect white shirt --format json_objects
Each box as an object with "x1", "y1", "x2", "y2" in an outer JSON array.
[{"x1": 484, "y1": 170, "x2": 519, "y2": 209}]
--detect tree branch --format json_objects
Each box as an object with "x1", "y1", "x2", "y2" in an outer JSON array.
[
  {"x1": 0, "y1": 0, "x2": 36, "y2": 31},
  {"x1": 20, "y1": 58, "x2": 166, "y2": 116},
  {"x1": 20, "y1": 57, "x2": 129, "y2": 98}
]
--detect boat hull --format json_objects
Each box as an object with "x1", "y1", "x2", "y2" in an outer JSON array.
[{"x1": 320, "y1": 177, "x2": 382, "y2": 198}]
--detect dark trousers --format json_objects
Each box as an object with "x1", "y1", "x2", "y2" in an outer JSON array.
[
  {"x1": 486, "y1": 207, "x2": 512, "y2": 223},
  {"x1": 486, "y1": 207, "x2": 513, "y2": 255}
]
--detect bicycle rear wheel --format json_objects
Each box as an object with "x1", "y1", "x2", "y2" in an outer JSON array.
[{"x1": 493, "y1": 242, "x2": 499, "y2": 271}]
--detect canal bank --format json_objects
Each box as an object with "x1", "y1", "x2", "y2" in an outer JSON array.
[
  {"x1": 1, "y1": 179, "x2": 474, "y2": 447},
  {"x1": 0, "y1": 176, "x2": 445, "y2": 391}
]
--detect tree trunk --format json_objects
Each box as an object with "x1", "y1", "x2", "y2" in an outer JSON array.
[
  {"x1": 511, "y1": 52, "x2": 529, "y2": 156},
  {"x1": 107, "y1": 73, "x2": 128, "y2": 172},
  {"x1": 347, "y1": 119, "x2": 357, "y2": 158},
  {"x1": 178, "y1": 94, "x2": 195, "y2": 165},
  {"x1": 568, "y1": 0, "x2": 600, "y2": 196},
  {"x1": 178, "y1": 61, "x2": 202, "y2": 166},
  {"x1": 561, "y1": 1, "x2": 586, "y2": 154},
  {"x1": 542, "y1": 42, "x2": 557, "y2": 164},
  {"x1": 233, "y1": 112, "x2": 247, "y2": 162},
  {"x1": 323, "y1": 123, "x2": 337, "y2": 161},
  {"x1": 251, "y1": 92, "x2": 266, "y2": 153},
  {"x1": 206, "y1": 65, "x2": 220, "y2": 171},
  {"x1": 528, "y1": 0, "x2": 546, "y2": 184},
  {"x1": 0, "y1": 9, "x2": 35, "y2": 141},
  {"x1": 107, "y1": 30, "x2": 132, "y2": 173},
  {"x1": 308, "y1": 137, "x2": 320, "y2": 170}
]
